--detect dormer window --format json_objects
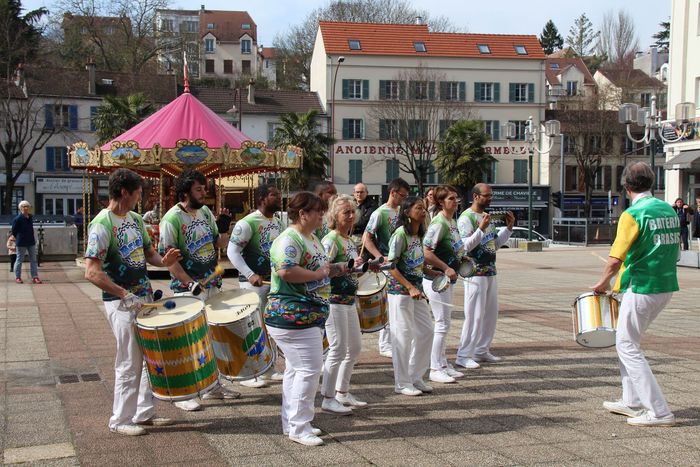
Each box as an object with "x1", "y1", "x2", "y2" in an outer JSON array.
[
  {"x1": 348, "y1": 39, "x2": 361, "y2": 50},
  {"x1": 207, "y1": 23, "x2": 214, "y2": 30},
  {"x1": 414, "y1": 42, "x2": 426, "y2": 53},
  {"x1": 477, "y1": 44, "x2": 490, "y2": 54},
  {"x1": 550, "y1": 63, "x2": 560, "y2": 69},
  {"x1": 242, "y1": 23, "x2": 251, "y2": 30},
  {"x1": 514, "y1": 45, "x2": 528, "y2": 55}
]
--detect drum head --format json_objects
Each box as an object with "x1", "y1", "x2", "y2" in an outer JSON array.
[
  {"x1": 136, "y1": 296, "x2": 203, "y2": 327},
  {"x1": 431, "y1": 275, "x2": 450, "y2": 293},
  {"x1": 356, "y1": 272, "x2": 387, "y2": 296},
  {"x1": 458, "y1": 258, "x2": 476, "y2": 278},
  {"x1": 205, "y1": 289, "x2": 260, "y2": 324}
]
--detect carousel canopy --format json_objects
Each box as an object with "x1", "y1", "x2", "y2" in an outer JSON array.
[{"x1": 70, "y1": 91, "x2": 302, "y2": 178}]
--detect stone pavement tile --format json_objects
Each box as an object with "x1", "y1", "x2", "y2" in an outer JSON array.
[
  {"x1": 496, "y1": 442, "x2": 582, "y2": 464},
  {"x1": 286, "y1": 437, "x2": 369, "y2": 464},
  {"x1": 4, "y1": 425, "x2": 71, "y2": 449},
  {"x1": 155, "y1": 459, "x2": 226, "y2": 467},
  {"x1": 203, "y1": 432, "x2": 286, "y2": 457},
  {"x1": 4, "y1": 457, "x2": 80, "y2": 467},
  {"x1": 77, "y1": 451, "x2": 153, "y2": 466},
  {"x1": 3, "y1": 442, "x2": 75, "y2": 464},
  {"x1": 589, "y1": 454, "x2": 677, "y2": 467},
  {"x1": 555, "y1": 439, "x2": 642, "y2": 461},
  {"x1": 616, "y1": 436, "x2": 695, "y2": 455},
  {"x1": 233, "y1": 453, "x2": 311, "y2": 467},
  {"x1": 346, "y1": 439, "x2": 435, "y2": 467},
  {"x1": 438, "y1": 449, "x2": 519, "y2": 466}
]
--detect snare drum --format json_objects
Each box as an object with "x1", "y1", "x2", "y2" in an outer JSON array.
[
  {"x1": 135, "y1": 296, "x2": 219, "y2": 401},
  {"x1": 204, "y1": 290, "x2": 276, "y2": 381},
  {"x1": 458, "y1": 257, "x2": 476, "y2": 278},
  {"x1": 356, "y1": 272, "x2": 389, "y2": 333},
  {"x1": 431, "y1": 274, "x2": 451, "y2": 293},
  {"x1": 572, "y1": 292, "x2": 619, "y2": 348}
]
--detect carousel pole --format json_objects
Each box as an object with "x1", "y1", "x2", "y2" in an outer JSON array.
[{"x1": 159, "y1": 172, "x2": 164, "y2": 222}]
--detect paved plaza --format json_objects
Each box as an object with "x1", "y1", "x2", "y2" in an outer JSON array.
[{"x1": 1, "y1": 246, "x2": 699, "y2": 466}]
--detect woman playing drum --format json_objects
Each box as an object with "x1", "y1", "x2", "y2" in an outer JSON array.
[
  {"x1": 423, "y1": 185, "x2": 465, "y2": 384},
  {"x1": 387, "y1": 196, "x2": 434, "y2": 396},
  {"x1": 264, "y1": 192, "x2": 337, "y2": 446},
  {"x1": 320, "y1": 195, "x2": 368, "y2": 415}
]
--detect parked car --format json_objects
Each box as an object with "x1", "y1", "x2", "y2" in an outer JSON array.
[{"x1": 498, "y1": 226, "x2": 552, "y2": 248}]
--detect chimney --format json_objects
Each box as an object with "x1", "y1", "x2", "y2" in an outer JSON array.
[
  {"x1": 650, "y1": 46, "x2": 658, "y2": 74},
  {"x1": 200, "y1": 4, "x2": 205, "y2": 12},
  {"x1": 415, "y1": 16, "x2": 423, "y2": 25},
  {"x1": 86, "y1": 60, "x2": 96, "y2": 95},
  {"x1": 247, "y1": 79, "x2": 255, "y2": 105}
]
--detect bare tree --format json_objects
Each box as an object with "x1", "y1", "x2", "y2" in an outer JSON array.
[
  {"x1": 566, "y1": 13, "x2": 600, "y2": 57},
  {"x1": 273, "y1": 0, "x2": 457, "y2": 90},
  {"x1": 368, "y1": 66, "x2": 476, "y2": 196},
  {"x1": 598, "y1": 9, "x2": 639, "y2": 67}
]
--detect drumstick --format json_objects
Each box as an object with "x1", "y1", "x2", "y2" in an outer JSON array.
[
  {"x1": 201, "y1": 265, "x2": 225, "y2": 287},
  {"x1": 425, "y1": 297, "x2": 455, "y2": 308},
  {"x1": 142, "y1": 300, "x2": 177, "y2": 310},
  {"x1": 262, "y1": 280, "x2": 271, "y2": 285},
  {"x1": 358, "y1": 236, "x2": 366, "y2": 259}
]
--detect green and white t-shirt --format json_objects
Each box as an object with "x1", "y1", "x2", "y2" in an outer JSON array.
[
  {"x1": 85, "y1": 209, "x2": 153, "y2": 301},
  {"x1": 457, "y1": 208, "x2": 498, "y2": 276},
  {"x1": 264, "y1": 228, "x2": 330, "y2": 329},
  {"x1": 230, "y1": 210, "x2": 284, "y2": 281},
  {"x1": 387, "y1": 226, "x2": 424, "y2": 295},
  {"x1": 322, "y1": 230, "x2": 359, "y2": 304},
  {"x1": 423, "y1": 212, "x2": 464, "y2": 271},
  {"x1": 159, "y1": 204, "x2": 220, "y2": 293},
  {"x1": 365, "y1": 203, "x2": 400, "y2": 256}
]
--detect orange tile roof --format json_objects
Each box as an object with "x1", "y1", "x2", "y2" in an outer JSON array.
[
  {"x1": 319, "y1": 21, "x2": 544, "y2": 59},
  {"x1": 200, "y1": 11, "x2": 256, "y2": 43},
  {"x1": 545, "y1": 57, "x2": 595, "y2": 86}
]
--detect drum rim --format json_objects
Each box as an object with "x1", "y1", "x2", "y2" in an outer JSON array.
[
  {"x1": 573, "y1": 291, "x2": 618, "y2": 303},
  {"x1": 150, "y1": 379, "x2": 219, "y2": 402},
  {"x1": 204, "y1": 290, "x2": 261, "y2": 323},
  {"x1": 431, "y1": 275, "x2": 450, "y2": 292},
  {"x1": 136, "y1": 299, "x2": 205, "y2": 329},
  {"x1": 458, "y1": 258, "x2": 475, "y2": 278},
  {"x1": 356, "y1": 272, "x2": 388, "y2": 296}
]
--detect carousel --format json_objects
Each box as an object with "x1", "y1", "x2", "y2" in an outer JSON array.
[{"x1": 69, "y1": 82, "x2": 303, "y2": 250}]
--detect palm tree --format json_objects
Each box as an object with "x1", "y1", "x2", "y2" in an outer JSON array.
[
  {"x1": 93, "y1": 93, "x2": 155, "y2": 144},
  {"x1": 435, "y1": 120, "x2": 495, "y2": 194},
  {"x1": 272, "y1": 109, "x2": 332, "y2": 189}
]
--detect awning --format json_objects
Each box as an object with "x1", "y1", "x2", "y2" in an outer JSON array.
[{"x1": 663, "y1": 150, "x2": 700, "y2": 170}]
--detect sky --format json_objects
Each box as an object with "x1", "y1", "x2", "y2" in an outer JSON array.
[{"x1": 25, "y1": 0, "x2": 670, "y2": 51}]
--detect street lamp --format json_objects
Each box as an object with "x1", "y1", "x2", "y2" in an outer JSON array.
[
  {"x1": 329, "y1": 56, "x2": 345, "y2": 182},
  {"x1": 618, "y1": 96, "x2": 695, "y2": 190},
  {"x1": 504, "y1": 116, "x2": 560, "y2": 241},
  {"x1": 226, "y1": 87, "x2": 243, "y2": 129}
]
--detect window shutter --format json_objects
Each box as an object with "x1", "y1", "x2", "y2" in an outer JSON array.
[
  {"x1": 44, "y1": 105, "x2": 54, "y2": 129},
  {"x1": 342, "y1": 79, "x2": 349, "y2": 99},
  {"x1": 474, "y1": 82, "x2": 482, "y2": 101},
  {"x1": 379, "y1": 120, "x2": 386, "y2": 139},
  {"x1": 528, "y1": 83, "x2": 535, "y2": 103},
  {"x1": 493, "y1": 83, "x2": 500, "y2": 102},
  {"x1": 428, "y1": 81, "x2": 435, "y2": 100},
  {"x1": 386, "y1": 160, "x2": 393, "y2": 182},
  {"x1": 360, "y1": 119, "x2": 364, "y2": 139},
  {"x1": 399, "y1": 81, "x2": 406, "y2": 100},
  {"x1": 492, "y1": 120, "x2": 500, "y2": 140},
  {"x1": 509, "y1": 83, "x2": 516, "y2": 103},
  {"x1": 62, "y1": 148, "x2": 70, "y2": 171},
  {"x1": 459, "y1": 82, "x2": 466, "y2": 101},
  {"x1": 46, "y1": 147, "x2": 55, "y2": 171},
  {"x1": 69, "y1": 105, "x2": 78, "y2": 130},
  {"x1": 90, "y1": 106, "x2": 98, "y2": 131},
  {"x1": 362, "y1": 80, "x2": 369, "y2": 99},
  {"x1": 379, "y1": 80, "x2": 386, "y2": 99},
  {"x1": 604, "y1": 166, "x2": 612, "y2": 191},
  {"x1": 439, "y1": 120, "x2": 447, "y2": 137},
  {"x1": 439, "y1": 81, "x2": 447, "y2": 101},
  {"x1": 342, "y1": 119, "x2": 350, "y2": 139}
]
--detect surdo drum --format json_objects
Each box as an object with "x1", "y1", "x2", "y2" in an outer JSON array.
[
  {"x1": 572, "y1": 292, "x2": 619, "y2": 348},
  {"x1": 356, "y1": 272, "x2": 389, "y2": 333}
]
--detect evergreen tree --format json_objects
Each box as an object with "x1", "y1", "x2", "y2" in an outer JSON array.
[
  {"x1": 539, "y1": 20, "x2": 564, "y2": 55},
  {"x1": 652, "y1": 20, "x2": 670, "y2": 51},
  {"x1": 434, "y1": 120, "x2": 495, "y2": 194},
  {"x1": 93, "y1": 94, "x2": 154, "y2": 145},
  {"x1": 566, "y1": 13, "x2": 600, "y2": 57}
]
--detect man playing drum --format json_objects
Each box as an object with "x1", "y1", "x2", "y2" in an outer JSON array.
[
  {"x1": 227, "y1": 183, "x2": 285, "y2": 388},
  {"x1": 84, "y1": 168, "x2": 180, "y2": 436},
  {"x1": 592, "y1": 162, "x2": 679, "y2": 427},
  {"x1": 362, "y1": 177, "x2": 411, "y2": 358},
  {"x1": 456, "y1": 183, "x2": 514, "y2": 370},
  {"x1": 159, "y1": 169, "x2": 240, "y2": 411}
]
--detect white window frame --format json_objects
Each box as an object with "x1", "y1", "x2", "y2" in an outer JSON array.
[
  {"x1": 513, "y1": 83, "x2": 529, "y2": 102},
  {"x1": 484, "y1": 121, "x2": 498, "y2": 140},
  {"x1": 241, "y1": 39, "x2": 252, "y2": 54},
  {"x1": 479, "y1": 82, "x2": 493, "y2": 102},
  {"x1": 347, "y1": 119, "x2": 363, "y2": 139},
  {"x1": 204, "y1": 38, "x2": 215, "y2": 53},
  {"x1": 383, "y1": 80, "x2": 400, "y2": 100},
  {"x1": 566, "y1": 80, "x2": 578, "y2": 96},
  {"x1": 348, "y1": 79, "x2": 363, "y2": 99},
  {"x1": 443, "y1": 81, "x2": 459, "y2": 101}
]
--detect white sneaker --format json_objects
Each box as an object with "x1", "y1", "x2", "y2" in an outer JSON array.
[
  {"x1": 603, "y1": 399, "x2": 645, "y2": 417},
  {"x1": 445, "y1": 365, "x2": 464, "y2": 378},
  {"x1": 413, "y1": 381, "x2": 433, "y2": 393},
  {"x1": 454, "y1": 358, "x2": 480, "y2": 369},
  {"x1": 321, "y1": 397, "x2": 353, "y2": 415},
  {"x1": 429, "y1": 369, "x2": 456, "y2": 384},
  {"x1": 395, "y1": 386, "x2": 422, "y2": 396},
  {"x1": 379, "y1": 350, "x2": 393, "y2": 358},
  {"x1": 336, "y1": 392, "x2": 367, "y2": 408},
  {"x1": 174, "y1": 399, "x2": 202, "y2": 411},
  {"x1": 135, "y1": 416, "x2": 173, "y2": 426},
  {"x1": 110, "y1": 424, "x2": 146, "y2": 436},
  {"x1": 202, "y1": 386, "x2": 241, "y2": 400},
  {"x1": 627, "y1": 412, "x2": 675, "y2": 427},
  {"x1": 475, "y1": 352, "x2": 503, "y2": 363},
  {"x1": 240, "y1": 377, "x2": 267, "y2": 388},
  {"x1": 270, "y1": 371, "x2": 284, "y2": 381},
  {"x1": 289, "y1": 433, "x2": 324, "y2": 446},
  {"x1": 284, "y1": 427, "x2": 322, "y2": 436}
]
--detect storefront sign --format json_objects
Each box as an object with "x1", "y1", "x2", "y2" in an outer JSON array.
[
  {"x1": 36, "y1": 177, "x2": 92, "y2": 194},
  {"x1": 334, "y1": 142, "x2": 528, "y2": 156},
  {"x1": 492, "y1": 187, "x2": 548, "y2": 202}
]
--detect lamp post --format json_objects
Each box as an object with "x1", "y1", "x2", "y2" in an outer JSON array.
[
  {"x1": 329, "y1": 56, "x2": 345, "y2": 182},
  {"x1": 618, "y1": 96, "x2": 695, "y2": 192},
  {"x1": 504, "y1": 117, "x2": 560, "y2": 241}
]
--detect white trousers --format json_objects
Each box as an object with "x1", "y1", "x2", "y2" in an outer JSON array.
[
  {"x1": 378, "y1": 272, "x2": 392, "y2": 353},
  {"x1": 423, "y1": 279, "x2": 453, "y2": 370},
  {"x1": 387, "y1": 294, "x2": 434, "y2": 390},
  {"x1": 267, "y1": 326, "x2": 323, "y2": 438},
  {"x1": 322, "y1": 303, "x2": 362, "y2": 396},
  {"x1": 457, "y1": 276, "x2": 498, "y2": 359},
  {"x1": 103, "y1": 300, "x2": 155, "y2": 428},
  {"x1": 616, "y1": 289, "x2": 673, "y2": 418}
]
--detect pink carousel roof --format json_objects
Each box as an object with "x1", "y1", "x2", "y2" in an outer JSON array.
[{"x1": 101, "y1": 92, "x2": 249, "y2": 150}]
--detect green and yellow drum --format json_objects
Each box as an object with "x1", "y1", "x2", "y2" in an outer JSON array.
[{"x1": 135, "y1": 296, "x2": 218, "y2": 400}]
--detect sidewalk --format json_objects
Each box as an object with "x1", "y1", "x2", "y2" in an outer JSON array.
[{"x1": 1, "y1": 247, "x2": 699, "y2": 466}]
